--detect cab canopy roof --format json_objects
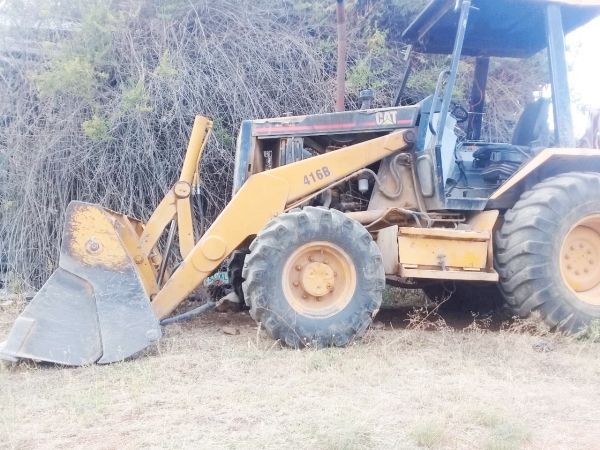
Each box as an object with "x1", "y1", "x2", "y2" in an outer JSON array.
[{"x1": 402, "y1": 0, "x2": 600, "y2": 57}]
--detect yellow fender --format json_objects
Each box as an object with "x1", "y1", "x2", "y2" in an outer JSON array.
[{"x1": 490, "y1": 148, "x2": 600, "y2": 203}]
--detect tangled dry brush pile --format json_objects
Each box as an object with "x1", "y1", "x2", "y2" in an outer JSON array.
[{"x1": 0, "y1": 0, "x2": 342, "y2": 288}]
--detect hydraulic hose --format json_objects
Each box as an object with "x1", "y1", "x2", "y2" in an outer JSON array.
[{"x1": 159, "y1": 301, "x2": 216, "y2": 326}]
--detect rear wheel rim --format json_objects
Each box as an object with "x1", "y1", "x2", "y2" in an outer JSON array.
[
  {"x1": 282, "y1": 241, "x2": 356, "y2": 318},
  {"x1": 560, "y1": 214, "x2": 600, "y2": 305}
]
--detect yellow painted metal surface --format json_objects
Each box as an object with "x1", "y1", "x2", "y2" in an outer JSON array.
[
  {"x1": 139, "y1": 116, "x2": 212, "y2": 259},
  {"x1": 282, "y1": 241, "x2": 356, "y2": 318},
  {"x1": 176, "y1": 194, "x2": 195, "y2": 259},
  {"x1": 180, "y1": 116, "x2": 212, "y2": 184},
  {"x1": 398, "y1": 228, "x2": 489, "y2": 270},
  {"x1": 67, "y1": 205, "x2": 133, "y2": 271},
  {"x1": 151, "y1": 129, "x2": 415, "y2": 319},
  {"x1": 466, "y1": 210, "x2": 499, "y2": 272},
  {"x1": 490, "y1": 148, "x2": 600, "y2": 201},
  {"x1": 139, "y1": 191, "x2": 177, "y2": 256},
  {"x1": 466, "y1": 210, "x2": 499, "y2": 233},
  {"x1": 399, "y1": 227, "x2": 489, "y2": 241},
  {"x1": 396, "y1": 210, "x2": 500, "y2": 281},
  {"x1": 63, "y1": 205, "x2": 162, "y2": 300},
  {"x1": 400, "y1": 267, "x2": 499, "y2": 282},
  {"x1": 106, "y1": 211, "x2": 161, "y2": 299},
  {"x1": 151, "y1": 173, "x2": 290, "y2": 318},
  {"x1": 559, "y1": 214, "x2": 600, "y2": 305}
]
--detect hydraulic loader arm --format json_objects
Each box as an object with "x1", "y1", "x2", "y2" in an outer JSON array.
[
  {"x1": 151, "y1": 126, "x2": 416, "y2": 319},
  {"x1": 138, "y1": 116, "x2": 213, "y2": 260},
  {"x1": 0, "y1": 117, "x2": 414, "y2": 366}
]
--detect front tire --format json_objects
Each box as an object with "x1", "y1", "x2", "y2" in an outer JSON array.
[
  {"x1": 495, "y1": 172, "x2": 600, "y2": 333},
  {"x1": 242, "y1": 207, "x2": 385, "y2": 348}
]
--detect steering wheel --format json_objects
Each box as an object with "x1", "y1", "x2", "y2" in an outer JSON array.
[{"x1": 450, "y1": 100, "x2": 469, "y2": 123}]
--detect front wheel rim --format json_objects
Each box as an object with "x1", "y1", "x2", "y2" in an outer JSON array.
[
  {"x1": 282, "y1": 241, "x2": 357, "y2": 318},
  {"x1": 560, "y1": 214, "x2": 600, "y2": 306}
]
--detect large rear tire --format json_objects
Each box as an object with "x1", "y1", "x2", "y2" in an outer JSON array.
[
  {"x1": 242, "y1": 207, "x2": 385, "y2": 348},
  {"x1": 495, "y1": 172, "x2": 600, "y2": 333}
]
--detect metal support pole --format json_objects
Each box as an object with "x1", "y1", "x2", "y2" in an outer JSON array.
[
  {"x1": 393, "y1": 45, "x2": 413, "y2": 107},
  {"x1": 433, "y1": 0, "x2": 471, "y2": 204},
  {"x1": 466, "y1": 57, "x2": 489, "y2": 141},
  {"x1": 545, "y1": 4, "x2": 575, "y2": 147},
  {"x1": 436, "y1": 0, "x2": 472, "y2": 144}
]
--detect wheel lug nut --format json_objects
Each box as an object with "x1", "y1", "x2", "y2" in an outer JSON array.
[
  {"x1": 326, "y1": 283, "x2": 332, "y2": 290},
  {"x1": 323, "y1": 259, "x2": 329, "y2": 264},
  {"x1": 308, "y1": 256, "x2": 314, "y2": 262},
  {"x1": 334, "y1": 272, "x2": 337, "y2": 277},
  {"x1": 584, "y1": 268, "x2": 589, "y2": 273},
  {"x1": 591, "y1": 260, "x2": 595, "y2": 265},
  {"x1": 571, "y1": 245, "x2": 575, "y2": 251},
  {"x1": 296, "y1": 265, "x2": 302, "y2": 271},
  {"x1": 293, "y1": 281, "x2": 299, "y2": 287},
  {"x1": 580, "y1": 244, "x2": 584, "y2": 249},
  {"x1": 302, "y1": 294, "x2": 307, "y2": 299},
  {"x1": 567, "y1": 264, "x2": 572, "y2": 270},
  {"x1": 565, "y1": 255, "x2": 570, "y2": 260},
  {"x1": 316, "y1": 297, "x2": 321, "y2": 301},
  {"x1": 575, "y1": 270, "x2": 580, "y2": 275}
]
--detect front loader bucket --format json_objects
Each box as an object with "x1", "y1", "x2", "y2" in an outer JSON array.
[{"x1": 0, "y1": 201, "x2": 161, "y2": 366}]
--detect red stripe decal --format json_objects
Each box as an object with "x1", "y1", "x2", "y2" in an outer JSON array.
[
  {"x1": 254, "y1": 118, "x2": 414, "y2": 133},
  {"x1": 255, "y1": 123, "x2": 358, "y2": 133}
]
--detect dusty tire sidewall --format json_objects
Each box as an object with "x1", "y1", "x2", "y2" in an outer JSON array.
[{"x1": 248, "y1": 209, "x2": 383, "y2": 344}]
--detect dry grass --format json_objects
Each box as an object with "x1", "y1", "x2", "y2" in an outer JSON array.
[{"x1": 1, "y1": 301, "x2": 600, "y2": 450}]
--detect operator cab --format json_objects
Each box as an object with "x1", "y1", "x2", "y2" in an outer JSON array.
[{"x1": 401, "y1": 0, "x2": 600, "y2": 210}]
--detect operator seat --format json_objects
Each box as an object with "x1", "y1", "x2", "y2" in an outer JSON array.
[
  {"x1": 472, "y1": 97, "x2": 551, "y2": 182},
  {"x1": 511, "y1": 97, "x2": 552, "y2": 148}
]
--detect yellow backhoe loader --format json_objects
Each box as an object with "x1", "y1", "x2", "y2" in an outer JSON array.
[{"x1": 2, "y1": 0, "x2": 600, "y2": 365}]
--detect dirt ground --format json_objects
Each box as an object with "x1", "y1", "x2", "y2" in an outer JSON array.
[{"x1": 1, "y1": 293, "x2": 600, "y2": 450}]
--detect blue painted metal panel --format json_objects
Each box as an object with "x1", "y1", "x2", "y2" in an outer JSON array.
[
  {"x1": 402, "y1": 0, "x2": 600, "y2": 57},
  {"x1": 232, "y1": 120, "x2": 254, "y2": 196}
]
